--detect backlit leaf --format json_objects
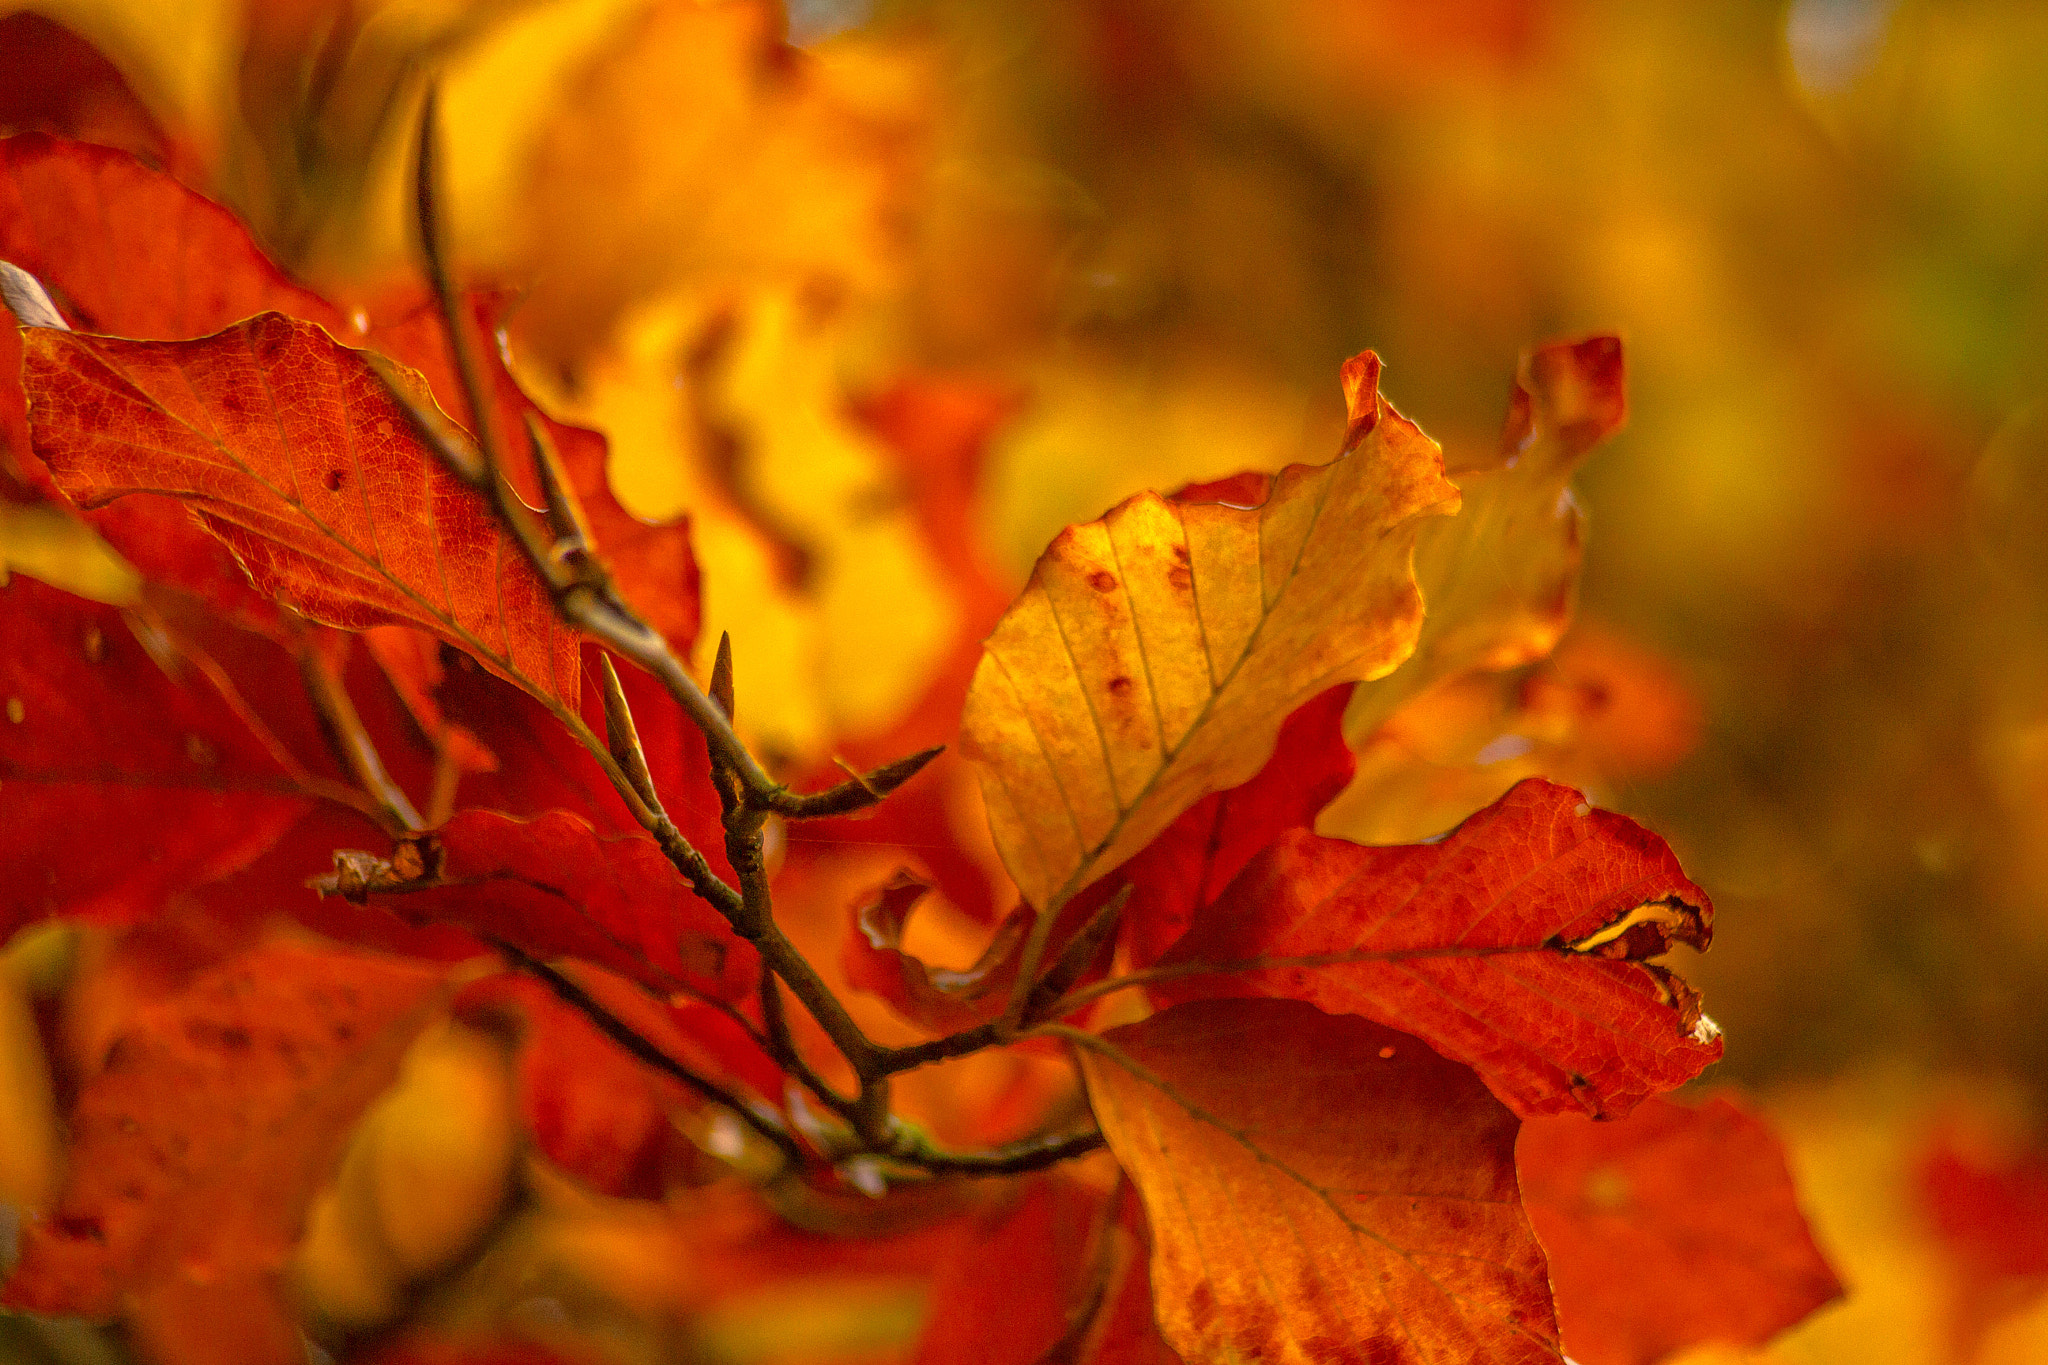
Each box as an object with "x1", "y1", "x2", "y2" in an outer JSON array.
[
  {"x1": 20, "y1": 314, "x2": 585, "y2": 704},
  {"x1": 961, "y1": 353, "x2": 1458, "y2": 911},
  {"x1": 1155, "y1": 777, "x2": 1721, "y2": 1118},
  {"x1": 1076, "y1": 997, "x2": 1557, "y2": 1365},
  {"x1": 1344, "y1": 335, "x2": 1625, "y2": 739}
]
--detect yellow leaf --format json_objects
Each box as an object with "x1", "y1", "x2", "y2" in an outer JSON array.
[
  {"x1": 959, "y1": 353, "x2": 1457, "y2": 911},
  {"x1": 1341, "y1": 335, "x2": 1624, "y2": 744}
]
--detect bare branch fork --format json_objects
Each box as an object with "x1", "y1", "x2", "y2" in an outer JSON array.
[{"x1": 380, "y1": 86, "x2": 1097, "y2": 1182}]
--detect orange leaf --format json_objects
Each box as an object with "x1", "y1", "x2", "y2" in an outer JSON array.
[
  {"x1": 960, "y1": 352, "x2": 1458, "y2": 912},
  {"x1": 841, "y1": 872, "x2": 1033, "y2": 1035},
  {"x1": 20, "y1": 314, "x2": 584, "y2": 704},
  {"x1": 1076, "y1": 998, "x2": 1557, "y2": 1365},
  {"x1": 1155, "y1": 778, "x2": 1721, "y2": 1118},
  {"x1": 2, "y1": 938, "x2": 448, "y2": 1364},
  {"x1": 1520, "y1": 1095, "x2": 1845, "y2": 1365}
]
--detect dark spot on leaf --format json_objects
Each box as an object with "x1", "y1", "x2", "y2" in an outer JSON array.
[
  {"x1": 325, "y1": 469, "x2": 346, "y2": 492},
  {"x1": 54, "y1": 1214, "x2": 104, "y2": 1243},
  {"x1": 1108, "y1": 676, "x2": 1133, "y2": 697},
  {"x1": 1088, "y1": 570, "x2": 1117, "y2": 592}
]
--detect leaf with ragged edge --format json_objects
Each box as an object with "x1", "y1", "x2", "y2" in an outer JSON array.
[
  {"x1": 1342, "y1": 335, "x2": 1624, "y2": 743},
  {"x1": 2, "y1": 938, "x2": 448, "y2": 1365},
  {"x1": 959, "y1": 353, "x2": 1458, "y2": 912},
  {"x1": 1153, "y1": 777, "x2": 1721, "y2": 1118},
  {"x1": 19, "y1": 313, "x2": 585, "y2": 704},
  {"x1": 1075, "y1": 998, "x2": 1558, "y2": 1365},
  {"x1": 0, "y1": 575, "x2": 313, "y2": 936},
  {"x1": 1520, "y1": 1095, "x2": 1844, "y2": 1365},
  {"x1": 342, "y1": 808, "x2": 758, "y2": 1005}
]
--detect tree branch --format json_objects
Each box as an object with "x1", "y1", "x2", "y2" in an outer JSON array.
[{"x1": 494, "y1": 942, "x2": 803, "y2": 1167}]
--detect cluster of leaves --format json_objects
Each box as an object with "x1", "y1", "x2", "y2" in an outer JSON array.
[{"x1": 0, "y1": 8, "x2": 1851, "y2": 1365}]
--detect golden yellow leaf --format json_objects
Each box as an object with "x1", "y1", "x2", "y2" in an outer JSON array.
[
  {"x1": 959, "y1": 353, "x2": 1457, "y2": 911},
  {"x1": 1341, "y1": 335, "x2": 1624, "y2": 744}
]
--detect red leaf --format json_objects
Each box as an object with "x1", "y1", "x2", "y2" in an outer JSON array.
[
  {"x1": 21, "y1": 314, "x2": 585, "y2": 704},
  {"x1": 362, "y1": 624, "x2": 498, "y2": 775},
  {"x1": 1110, "y1": 683, "x2": 1356, "y2": 968},
  {"x1": 0, "y1": 576, "x2": 311, "y2": 936},
  {"x1": 1155, "y1": 777, "x2": 1721, "y2": 1118},
  {"x1": 0, "y1": 18, "x2": 188, "y2": 190},
  {"x1": 2, "y1": 134, "x2": 699, "y2": 656},
  {"x1": 3, "y1": 938, "x2": 448, "y2": 1364},
  {"x1": 460, "y1": 971, "x2": 744, "y2": 1200},
  {"x1": 1520, "y1": 1095, "x2": 1844, "y2": 1365},
  {"x1": 910, "y1": 1175, "x2": 1108, "y2": 1365},
  {"x1": 434, "y1": 640, "x2": 733, "y2": 868},
  {"x1": 1077, "y1": 998, "x2": 1557, "y2": 1365},
  {"x1": 354, "y1": 808, "x2": 758, "y2": 1004}
]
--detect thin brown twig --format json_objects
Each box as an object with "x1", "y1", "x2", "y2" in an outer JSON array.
[
  {"x1": 295, "y1": 636, "x2": 424, "y2": 833},
  {"x1": 396, "y1": 85, "x2": 1089, "y2": 1184},
  {"x1": 493, "y1": 941, "x2": 802, "y2": 1166}
]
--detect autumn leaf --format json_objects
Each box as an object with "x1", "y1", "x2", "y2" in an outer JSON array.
[
  {"x1": 432, "y1": 639, "x2": 732, "y2": 859},
  {"x1": 840, "y1": 872, "x2": 1033, "y2": 1035},
  {"x1": 333, "y1": 808, "x2": 758, "y2": 1005},
  {"x1": 1153, "y1": 777, "x2": 1721, "y2": 1118},
  {"x1": 2, "y1": 937, "x2": 449, "y2": 1365},
  {"x1": 960, "y1": 352, "x2": 1458, "y2": 912},
  {"x1": 1346, "y1": 336, "x2": 1623, "y2": 733},
  {"x1": 18, "y1": 312, "x2": 586, "y2": 704},
  {"x1": 1519, "y1": 1094, "x2": 1844, "y2": 1365},
  {"x1": 2, "y1": 133, "x2": 701, "y2": 657},
  {"x1": 1324, "y1": 623, "x2": 1704, "y2": 846},
  {"x1": 1106, "y1": 682, "x2": 1357, "y2": 968},
  {"x1": 910, "y1": 1175, "x2": 1111, "y2": 1365},
  {"x1": 1075, "y1": 997, "x2": 1557, "y2": 1365},
  {"x1": 0, "y1": 575, "x2": 313, "y2": 936}
]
